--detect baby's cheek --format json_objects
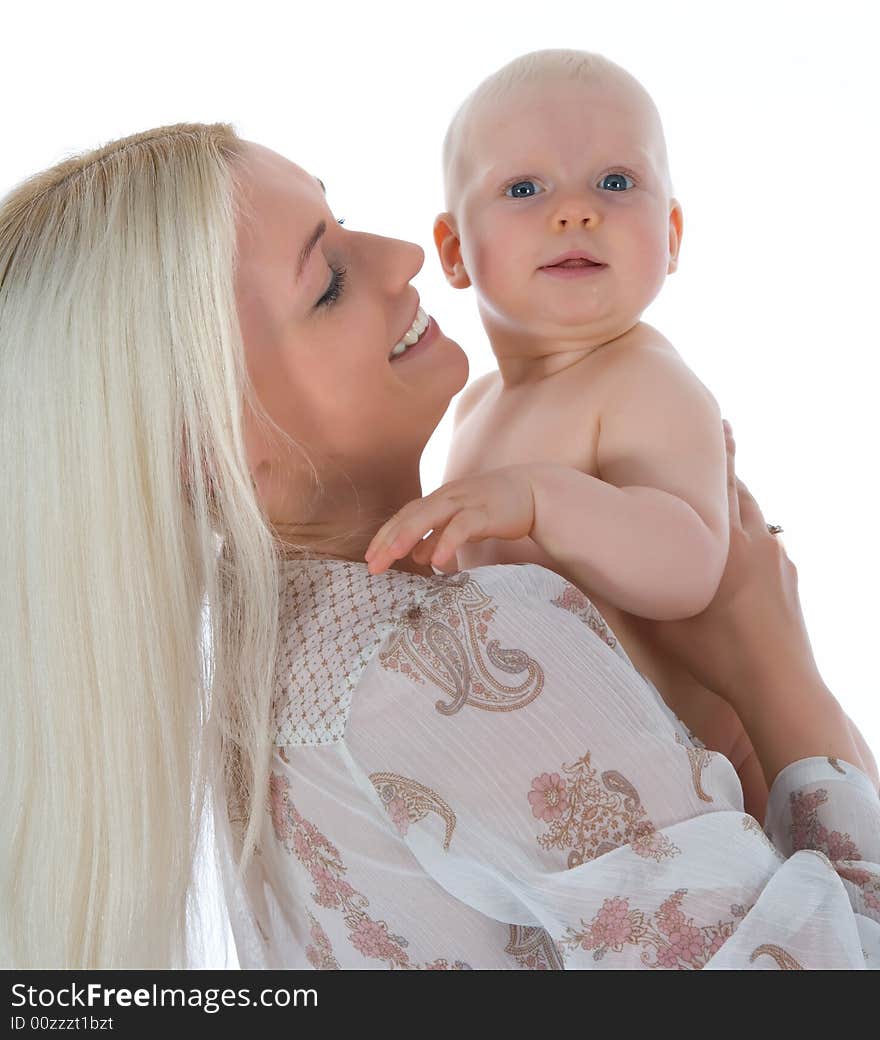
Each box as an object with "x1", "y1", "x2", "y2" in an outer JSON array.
[
  {"x1": 468, "y1": 228, "x2": 524, "y2": 302},
  {"x1": 631, "y1": 238, "x2": 674, "y2": 301},
  {"x1": 629, "y1": 220, "x2": 674, "y2": 289}
]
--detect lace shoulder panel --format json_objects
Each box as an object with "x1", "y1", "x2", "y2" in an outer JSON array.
[
  {"x1": 272, "y1": 559, "x2": 635, "y2": 747},
  {"x1": 272, "y1": 559, "x2": 428, "y2": 747}
]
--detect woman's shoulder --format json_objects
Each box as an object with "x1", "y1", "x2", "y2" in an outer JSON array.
[
  {"x1": 272, "y1": 559, "x2": 617, "y2": 747},
  {"x1": 276, "y1": 557, "x2": 569, "y2": 625},
  {"x1": 272, "y1": 565, "x2": 578, "y2": 744}
]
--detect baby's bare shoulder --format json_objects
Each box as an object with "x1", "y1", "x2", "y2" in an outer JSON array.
[
  {"x1": 452, "y1": 369, "x2": 500, "y2": 428},
  {"x1": 596, "y1": 326, "x2": 714, "y2": 406}
]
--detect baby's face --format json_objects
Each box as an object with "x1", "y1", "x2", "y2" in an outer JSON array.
[{"x1": 444, "y1": 77, "x2": 681, "y2": 345}]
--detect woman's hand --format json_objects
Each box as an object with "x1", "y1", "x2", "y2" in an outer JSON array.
[
  {"x1": 629, "y1": 421, "x2": 822, "y2": 709},
  {"x1": 364, "y1": 465, "x2": 537, "y2": 575}
]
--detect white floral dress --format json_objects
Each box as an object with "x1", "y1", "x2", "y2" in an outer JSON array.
[{"x1": 216, "y1": 558, "x2": 880, "y2": 970}]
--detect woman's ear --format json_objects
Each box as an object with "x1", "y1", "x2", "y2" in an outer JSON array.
[{"x1": 433, "y1": 213, "x2": 471, "y2": 289}]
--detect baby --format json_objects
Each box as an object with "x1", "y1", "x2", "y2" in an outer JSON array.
[{"x1": 366, "y1": 50, "x2": 766, "y2": 817}]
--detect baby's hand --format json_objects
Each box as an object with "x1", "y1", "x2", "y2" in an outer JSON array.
[{"x1": 365, "y1": 465, "x2": 537, "y2": 575}]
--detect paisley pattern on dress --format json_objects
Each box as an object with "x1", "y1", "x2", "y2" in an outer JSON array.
[
  {"x1": 559, "y1": 889, "x2": 749, "y2": 968},
  {"x1": 378, "y1": 571, "x2": 544, "y2": 715},
  {"x1": 749, "y1": 944, "x2": 804, "y2": 970},
  {"x1": 369, "y1": 771, "x2": 457, "y2": 850},
  {"x1": 529, "y1": 752, "x2": 680, "y2": 868},
  {"x1": 674, "y1": 731, "x2": 714, "y2": 802},
  {"x1": 550, "y1": 582, "x2": 618, "y2": 649},
  {"x1": 505, "y1": 925, "x2": 565, "y2": 970},
  {"x1": 741, "y1": 814, "x2": 781, "y2": 855},
  {"x1": 269, "y1": 769, "x2": 471, "y2": 970}
]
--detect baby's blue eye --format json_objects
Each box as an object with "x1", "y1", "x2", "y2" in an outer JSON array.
[
  {"x1": 505, "y1": 180, "x2": 542, "y2": 199},
  {"x1": 599, "y1": 172, "x2": 635, "y2": 192}
]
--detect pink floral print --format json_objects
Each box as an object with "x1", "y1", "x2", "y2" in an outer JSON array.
[
  {"x1": 528, "y1": 773, "x2": 570, "y2": 822},
  {"x1": 270, "y1": 768, "x2": 471, "y2": 969},
  {"x1": 529, "y1": 752, "x2": 680, "y2": 868},
  {"x1": 304, "y1": 912, "x2": 339, "y2": 970},
  {"x1": 551, "y1": 583, "x2": 618, "y2": 649},
  {"x1": 560, "y1": 889, "x2": 749, "y2": 968},
  {"x1": 790, "y1": 788, "x2": 861, "y2": 861},
  {"x1": 786, "y1": 785, "x2": 880, "y2": 920}
]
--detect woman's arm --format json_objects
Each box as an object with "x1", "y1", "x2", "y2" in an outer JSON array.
[{"x1": 636, "y1": 420, "x2": 877, "y2": 791}]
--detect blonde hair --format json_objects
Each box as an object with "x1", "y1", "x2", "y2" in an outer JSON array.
[
  {"x1": 442, "y1": 48, "x2": 675, "y2": 210},
  {"x1": 0, "y1": 123, "x2": 287, "y2": 967}
]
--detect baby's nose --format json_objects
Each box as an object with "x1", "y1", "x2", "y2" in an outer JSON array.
[
  {"x1": 555, "y1": 210, "x2": 598, "y2": 228},
  {"x1": 551, "y1": 189, "x2": 601, "y2": 228}
]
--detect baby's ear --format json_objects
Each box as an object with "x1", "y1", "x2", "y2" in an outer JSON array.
[
  {"x1": 667, "y1": 199, "x2": 684, "y2": 274},
  {"x1": 433, "y1": 212, "x2": 471, "y2": 289}
]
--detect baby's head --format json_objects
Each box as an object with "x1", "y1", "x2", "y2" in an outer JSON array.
[{"x1": 435, "y1": 50, "x2": 683, "y2": 352}]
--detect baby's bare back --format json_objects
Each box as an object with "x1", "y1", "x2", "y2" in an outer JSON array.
[{"x1": 444, "y1": 328, "x2": 751, "y2": 776}]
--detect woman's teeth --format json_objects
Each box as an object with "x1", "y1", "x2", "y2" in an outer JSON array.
[{"x1": 389, "y1": 306, "x2": 429, "y2": 359}]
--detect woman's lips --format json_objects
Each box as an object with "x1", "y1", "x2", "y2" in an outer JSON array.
[{"x1": 389, "y1": 315, "x2": 440, "y2": 362}]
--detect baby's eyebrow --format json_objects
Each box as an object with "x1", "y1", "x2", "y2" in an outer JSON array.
[{"x1": 479, "y1": 155, "x2": 655, "y2": 185}]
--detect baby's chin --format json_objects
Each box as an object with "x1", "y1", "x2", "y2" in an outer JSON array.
[{"x1": 499, "y1": 305, "x2": 624, "y2": 336}]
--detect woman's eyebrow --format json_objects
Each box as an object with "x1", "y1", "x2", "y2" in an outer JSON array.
[{"x1": 297, "y1": 220, "x2": 327, "y2": 280}]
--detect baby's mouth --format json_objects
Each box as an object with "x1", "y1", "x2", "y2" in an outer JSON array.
[
  {"x1": 540, "y1": 250, "x2": 606, "y2": 270},
  {"x1": 548, "y1": 258, "x2": 602, "y2": 268}
]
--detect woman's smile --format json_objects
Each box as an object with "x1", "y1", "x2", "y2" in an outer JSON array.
[{"x1": 389, "y1": 312, "x2": 441, "y2": 363}]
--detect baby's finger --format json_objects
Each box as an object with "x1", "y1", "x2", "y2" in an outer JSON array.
[
  {"x1": 366, "y1": 506, "x2": 420, "y2": 557},
  {"x1": 412, "y1": 529, "x2": 443, "y2": 565},
  {"x1": 430, "y1": 507, "x2": 488, "y2": 567},
  {"x1": 366, "y1": 520, "x2": 400, "y2": 561},
  {"x1": 367, "y1": 494, "x2": 460, "y2": 561}
]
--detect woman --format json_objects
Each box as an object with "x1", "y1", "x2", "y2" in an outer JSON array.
[{"x1": 1, "y1": 123, "x2": 877, "y2": 970}]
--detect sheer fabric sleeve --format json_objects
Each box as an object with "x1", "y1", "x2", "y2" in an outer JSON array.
[{"x1": 340, "y1": 563, "x2": 880, "y2": 969}]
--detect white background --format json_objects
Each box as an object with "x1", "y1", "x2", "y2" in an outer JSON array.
[{"x1": 4, "y1": 0, "x2": 877, "y2": 965}]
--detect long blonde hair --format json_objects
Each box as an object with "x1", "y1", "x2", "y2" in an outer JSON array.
[{"x1": 0, "y1": 123, "x2": 284, "y2": 967}]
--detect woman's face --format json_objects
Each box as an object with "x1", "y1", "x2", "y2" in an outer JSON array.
[{"x1": 234, "y1": 141, "x2": 468, "y2": 531}]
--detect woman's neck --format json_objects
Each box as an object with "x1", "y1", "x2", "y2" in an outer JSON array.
[{"x1": 271, "y1": 469, "x2": 434, "y2": 577}]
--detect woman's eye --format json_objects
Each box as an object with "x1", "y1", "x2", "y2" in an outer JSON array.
[
  {"x1": 504, "y1": 180, "x2": 542, "y2": 199},
  {"x1": 598, "y1": 172, "x2": 635, "y2": 192},
  {"x1": 316, "y1": 264, "x2": 347, "y2": 309}
]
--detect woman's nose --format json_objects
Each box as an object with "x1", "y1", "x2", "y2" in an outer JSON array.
[
  {"x1": 394, "y1": 237, "x2": 425, "y2": 283},
  {"x1": 369, "y1": 234, "x2": 424, "y2": 288}
]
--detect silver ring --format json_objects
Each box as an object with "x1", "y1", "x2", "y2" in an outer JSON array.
[{"x1": 767, "y1": 524, "x2": 784, "y2": 535}]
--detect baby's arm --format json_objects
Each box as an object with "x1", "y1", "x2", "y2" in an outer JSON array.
[{"x1": 530, "y1": 346, "x2": 729, "y2": 621}]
